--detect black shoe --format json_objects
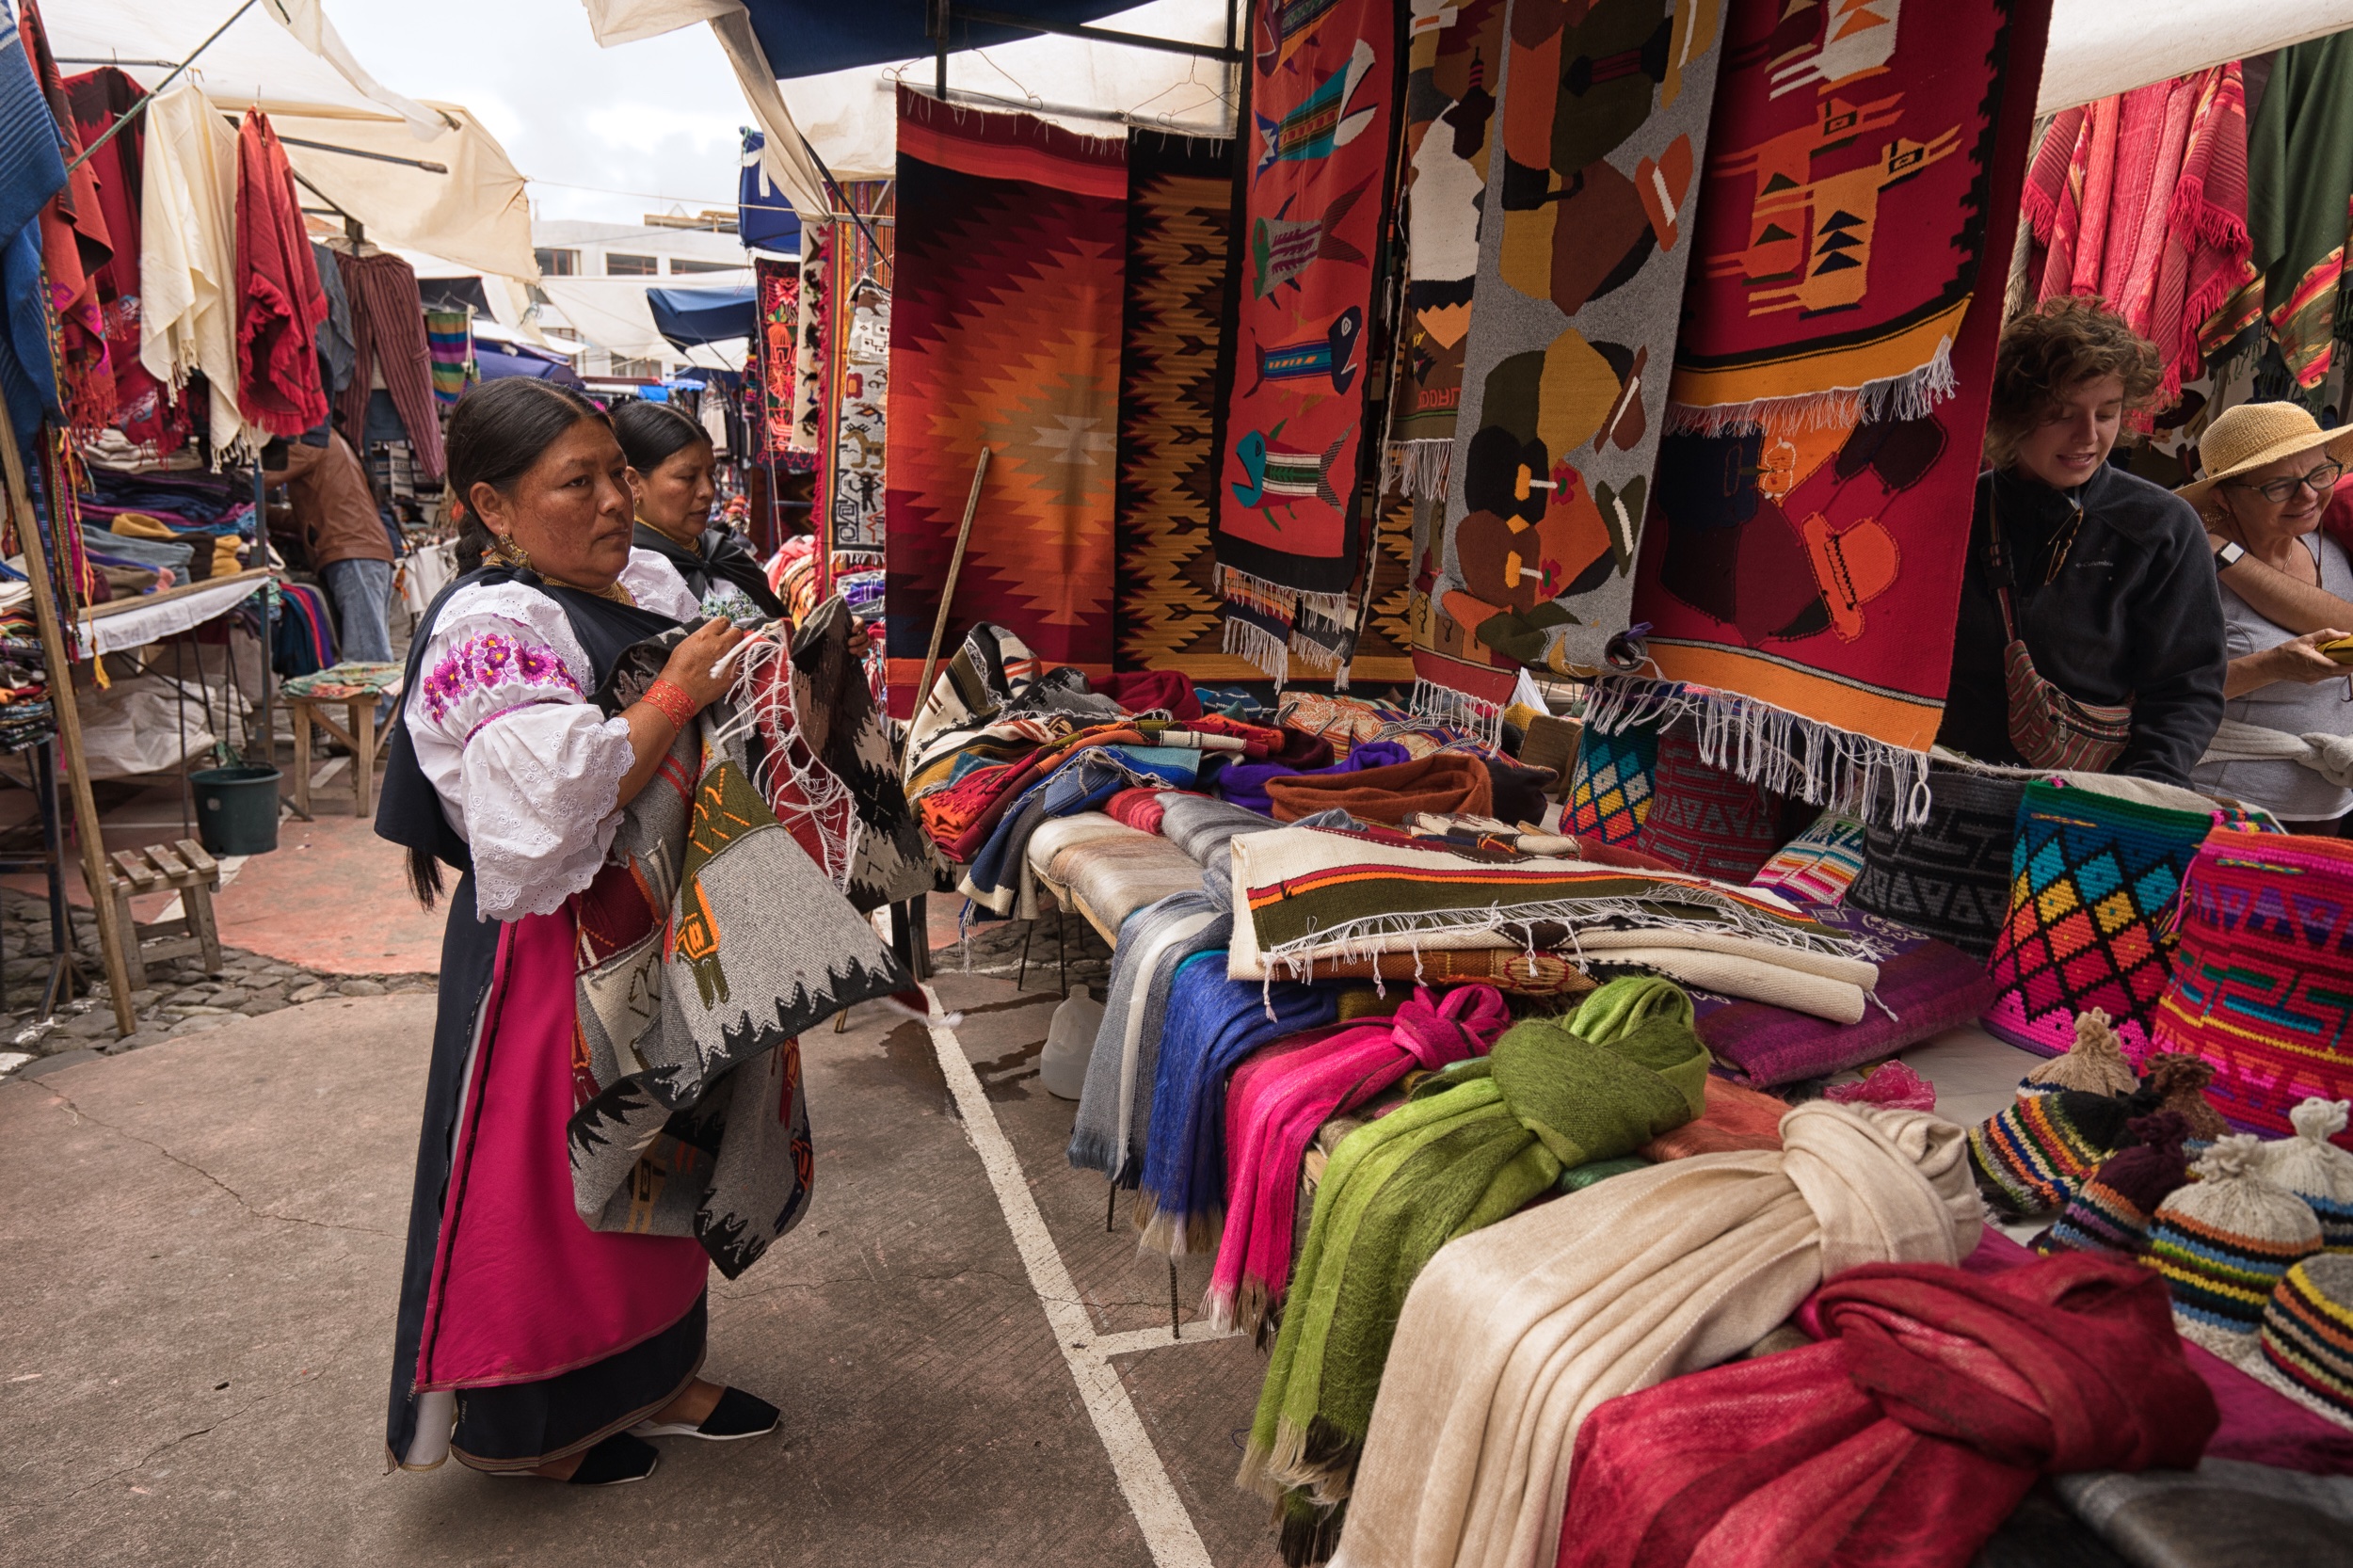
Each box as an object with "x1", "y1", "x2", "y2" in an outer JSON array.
[
  {"x1": 565, "y1": 1432, "x2": 660, "y2": 1485},
  {"x1": 631, "y1": 1386, "x2": 780, "y2": 1443}
]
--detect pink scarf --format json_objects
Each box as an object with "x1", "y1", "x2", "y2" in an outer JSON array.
[{"x1": 1204, "y1": 984, "x2": 1510, "y2": 1336}]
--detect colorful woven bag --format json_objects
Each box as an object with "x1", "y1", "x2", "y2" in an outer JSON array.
[
  {"x1": 1565, "y1": 711, "x2": 1660, "y2": 847},
  {"x1": 1631, "y1": 726, "x2": 1783, "y2": 885},
  {"x1": 2152, "y1": 828, "x2": 2353, "y2": 1143},
  {"x1": 1846, "y1": 768, "x2": 2027, "y2": 960},
  {"x1": 1980, "y1": 781, "x2": 2217, "y2": 1064}
]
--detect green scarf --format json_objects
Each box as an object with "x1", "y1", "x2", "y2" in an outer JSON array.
[
  {"x1": 2248, "y1": 30, "x2": 2353, "y2": 398},
  {"x1": 1238, "y1": 978, "x2": 1706, "y2": 1563}
]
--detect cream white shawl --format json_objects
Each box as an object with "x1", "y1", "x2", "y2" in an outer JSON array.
[{"x1": 1330, "y1": 1103, "x2": 1982, "y2": 1568}]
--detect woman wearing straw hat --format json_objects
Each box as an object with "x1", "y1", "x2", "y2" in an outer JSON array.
[{"x1": 2185, "y1": 400, "x2": 2353, "y2": 828}]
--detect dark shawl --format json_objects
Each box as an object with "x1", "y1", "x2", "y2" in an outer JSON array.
[{"x1": 632, "y1": 521, "x2": 788, "y2": 620}]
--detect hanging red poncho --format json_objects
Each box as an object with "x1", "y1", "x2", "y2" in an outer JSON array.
[{"x1": 233, "y1": 111, "x2": 329, "y2": 440}]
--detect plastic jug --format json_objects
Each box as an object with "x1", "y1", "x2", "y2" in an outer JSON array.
[{"x1": 1040, "y1": 984, "x2": 1104, "y2": 1100}]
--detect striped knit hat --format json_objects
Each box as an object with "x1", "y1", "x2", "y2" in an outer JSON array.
[
  {"x1": 2145, "y1": 1135, "x2": 2325, "y2": 1359},
  {"x1": 2018, "y1": 1009, "x2": 2139, "y2": 1099},
  {"x1": 2259, "y1": 1099, "x2": 2353, "y2": 1252},
  {"x1": 1969, "y1": 1088, "x2": 2134, "y2": 1217},
  {"x1": 2036, "y1": 1112, "x2": 2192, "y2": 1258},
  {"x1": 2135, "y1": 1052, "x2": 2233, "y2": 1144},
  {"x1": 2251, "y1": 1254, "x2": 2353, "y2": 1430}
]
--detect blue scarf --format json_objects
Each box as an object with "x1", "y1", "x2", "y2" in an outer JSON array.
[{"x1": 1136, "y1": 952, "x2": 1336, "y2": 1256}]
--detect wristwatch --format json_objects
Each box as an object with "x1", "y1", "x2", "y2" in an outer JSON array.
[{"x1": 2213, "y1": 540, "x2": 2247, "y2": 569}]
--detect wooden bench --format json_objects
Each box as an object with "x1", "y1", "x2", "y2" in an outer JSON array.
[
  {"x1": 88, "y1": 840, "x2": 223, "y2": 989},
  {"x1": 286, "y1": 679, "x2": 399, "y2": 821}
]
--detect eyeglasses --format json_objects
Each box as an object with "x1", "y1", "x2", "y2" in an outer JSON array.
[{"x1": 2228, "y1": 460, "x2": 2345, "y2": 504}]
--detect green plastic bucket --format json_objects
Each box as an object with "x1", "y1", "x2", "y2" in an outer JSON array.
[{"x1": 190, "y1": 765, "x2": 282, "y2": 856}]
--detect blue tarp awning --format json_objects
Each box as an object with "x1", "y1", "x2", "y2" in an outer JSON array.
[
  {"x1": 477, "y1": 346, "x2": 586, "y2": 389},
  {"x1": 738, "y1": 129, "x2": 803, "y2": 253},
  {"x1": 647, "y1": 284, "x2": 759, "y2": 350},
  {"x1": 742, "y1": 0, "x2": 1145, "y2": 79}
]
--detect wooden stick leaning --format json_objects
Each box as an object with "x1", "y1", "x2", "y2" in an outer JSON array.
[
  {"x1": 0, "y1": 421, "x2": 136, "y2": 1038},
  {"x1": 910, "y1": 444, "x2": 992, "y2": 735}
]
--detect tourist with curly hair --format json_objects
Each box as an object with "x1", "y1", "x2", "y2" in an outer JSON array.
[{"x1": 1937, "y1": 296, "x2": 2225, "y2": 783}]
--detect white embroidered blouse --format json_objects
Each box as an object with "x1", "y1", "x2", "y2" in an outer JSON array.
[{"x1": 405, "y1": 548, "x2": 700, "y2": 920}]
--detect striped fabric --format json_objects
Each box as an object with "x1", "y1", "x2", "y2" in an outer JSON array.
[
  {"x1": 423, "y1": 308, "x2": 471, "y2": 406},
  {"x1": 2041, "y1": 1175, "x2": 2157, "y2": 1257},
  {"x1": 1967, "y1": 1090, "x2": 2124, "y2": 1215},
  {"x1": 331, "y1": 249, "x2": 445, "y2": 480},
  {"x1": 2148, "y1": 1207, "x2": 2322, "y2": 1341},
  {"x1": 2256, "y1": 1256, "x2": 2353, "y2": 1427},
  {"x1": 1749, "y1": 812, "x2": 1868, "y2": 907}
]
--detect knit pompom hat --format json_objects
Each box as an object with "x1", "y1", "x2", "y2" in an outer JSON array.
[
  {"x1": 2036, "y1": 1112, "x2": 2193, "y2": 1258},
  {"x1": 2260, "y1": 1098, "x2": 2353, "y2": 1252},
  {"x1": 1969, "y1": 1088, "x2": 2135, "y2": 1217},
  {"x1": 2250, "y1": 1253, "x2": 2353, "y2": 1430},
  {"x1": 2145, "y1": 1135, "x2": 2325, "y2": 1359},
  {"x1": 2136, "y1": 1052, "x2": 2232, "y2": 1144},
  {"x1": 2018, "y1": 1009, "x2": 2139, "y2": 1098}
]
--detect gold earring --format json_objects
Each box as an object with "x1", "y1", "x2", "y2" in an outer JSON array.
[{"x1": 489, "y1": 533, "x2": 534, "y2": 573}]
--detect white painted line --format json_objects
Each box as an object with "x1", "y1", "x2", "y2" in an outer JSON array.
[
  {"x1": 1090, "y1": 1322, "x2": 1241, "y2": 1360},
  {"x1": 309, "y1": 756, "x2": 349, "y2": 790},
  {"x1": 918, "y1": 983, "x2": 1215, "y2": 1568}
]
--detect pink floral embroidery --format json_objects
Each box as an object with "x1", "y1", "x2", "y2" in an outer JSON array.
[{"x1": 420, "y1": 633, "x2": 582, "y2": 725}]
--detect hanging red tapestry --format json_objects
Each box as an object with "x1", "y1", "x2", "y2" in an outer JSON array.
[
  {"x1": 1212, "y1": 0, "x2": 1399, "y2": 680},
  {"x1": 1616, "y1": 0, "x2": 2055, "y2": 809},
  {"x1": 883, "y1": 88, "x2": 1125, "y2": 713}
]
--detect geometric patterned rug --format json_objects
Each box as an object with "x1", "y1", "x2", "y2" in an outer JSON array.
[{"x1": 1564, "y1": 712, "x2": 1660, "y2": 847}]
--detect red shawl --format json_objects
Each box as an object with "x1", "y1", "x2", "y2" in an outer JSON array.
[
  {"x1": 1556, "y1": 1255, "x2": 2217, "y2": 1568},
  {"x1": 234, "y1": 112, "x2": 330, "y2": 440},
  {"x1": 2025, "y1": 66, "x2": 2252, "y2": 404},
  {"x1": 21, "y1": 0, "x2": 112, "y2": 434}
]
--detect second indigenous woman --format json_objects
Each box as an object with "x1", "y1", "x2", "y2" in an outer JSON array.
[{"x1": 613, "y1": 399, "x2": 789, "y2": 624}]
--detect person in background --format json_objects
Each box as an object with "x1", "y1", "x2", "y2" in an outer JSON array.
[
  {"x1": 2182, "y1": 401, "x2": 2353, "y2": 829},
  {"x1": 265, "y1": 417, "x2": 396, "y2": 664},
  {"x1": 1939, "y1": 297, "x2": 2225, "y2": 783},
  {"x1": 612, "y1": 400, "x2": 787, "y2": 623}
]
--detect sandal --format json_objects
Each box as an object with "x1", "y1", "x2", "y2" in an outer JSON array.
[{"x1": 631, "y1": 1386, "x2": 780, "y2": 1443}]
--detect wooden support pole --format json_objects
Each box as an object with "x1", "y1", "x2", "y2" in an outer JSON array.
[
  {"x1": 0, "y1": 421, "x2": 136, "y2": 1037},
  {"x1": 911, "y1": 444, "x2": 991, "y2": 725}
]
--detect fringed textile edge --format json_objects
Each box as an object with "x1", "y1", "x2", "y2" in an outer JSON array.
[
  {"x1": 1380, "y1": 438, "x2": 1453, "y2": 502},
  {"x1": 1410, "y1": 678, "x2": 1503, "y2": 749},
  {"x1": 1214, "y1": 562, "x2": 1351, "y2": 623},
  {"x1": 1582, "y1": 674, "x2": 1933, "y2": 828},
  {"x1": 1224, "y1": 611, "x2": 1291, "y2": 685},
  {"x1": 1664, "y1": 339, "x2": 1959, "y2": 439}
]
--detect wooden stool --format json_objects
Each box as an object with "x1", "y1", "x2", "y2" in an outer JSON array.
[
  {"x1": 287, "y1": 680, "x2": 398, "y2": 821},
  {"x1": 88, "y1": 840, "x2": 223, "y2": 990}
]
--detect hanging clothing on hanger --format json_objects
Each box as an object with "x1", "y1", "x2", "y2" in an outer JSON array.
[
  {"x1": 136, "y1": 79, "x2": 250, "y2": 458},
  {"x1": 332, "y1": 248, "x2": 445, "y2": 481},
  {"x1": 64, "y1": 66, "x2": 190, "y2": 457},
  {"x1": 233, "y1": 111, "x2": 329, "y2": 440}
]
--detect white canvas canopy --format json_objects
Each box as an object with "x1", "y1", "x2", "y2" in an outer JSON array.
[
  {"x1": 536, "y1": 276, "x2": 753, "y2": 372},
  {"x1": 47, "y1": 0, "x2": 536, "y2": 280},
  {"x1": 585, "y1": 0, "x2": 2353, "y2": 198}
]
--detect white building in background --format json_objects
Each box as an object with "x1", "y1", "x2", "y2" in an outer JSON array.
[{"x1": 530, "y1": 216, "x2": 755, "y2": 380}]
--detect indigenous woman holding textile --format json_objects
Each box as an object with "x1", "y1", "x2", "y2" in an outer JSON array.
[
  {"x1": 1938, "y1": 298, "x2": 2225, "y2": 783},
  {"x1": 613, "y1": 399, "x2": 788, "y2": 623},
  {"x1": 377, "y1": 379, "x2": 778, "y2": 1486},
  {"x1": 2183, "y1": 401, "x2": 2353, "y2": 829}
]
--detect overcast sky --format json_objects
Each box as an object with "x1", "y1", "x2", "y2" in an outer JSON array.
[{"x1": 331, "y1": 0, "x2": 749, "y2": 228}]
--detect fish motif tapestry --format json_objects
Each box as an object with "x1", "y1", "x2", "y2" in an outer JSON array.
[
  {"x1": 1384, "y1": 0, "x2": 1508, "y2": 501},
  {"x1": 1112, "y1": 130, "x2": 1259, "y2": 679},
  {"x1": 824, "y1": 179, "x2": 895, "y2": 558},
  {"x1": 1212, "y1": 0, "x2": 1401, "y2": 680},
  {"x1": 1417, "y1": 0, "x2": 1727, "y2": 704},
  {"x1": 1619, "y1": 0, "x2": 2054, "y2": 805},
  {"x1": 884, "y1": 88, "x2": 1126, "y2": 715}
]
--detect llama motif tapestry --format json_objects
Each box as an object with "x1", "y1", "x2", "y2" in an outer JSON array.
[
  {"x1": 792, "y1": 227, "x2": 828, "y2": 456},
  {"x1": 1384, "y1": 0, "x2": 1508, "y2": 501},
  {"x1": 824, "y1": 179, "x2": 896, "y2": 558},
  {"x1": 884, "y1": 88, "x2": 1125, "y2": 714},
  {"x1": 1622, "y1": 0, "x2": 2055, "y2": 799},
  {"x1": 1112, "y1": 130, "x2": 1258, "y2": 680},
  {"x1": 1212, "y1": 0, "x2": 1400, "y2": 680},
  {"x1": 1420, "y1": 0, "x2": 1728, "y2": 704}
]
